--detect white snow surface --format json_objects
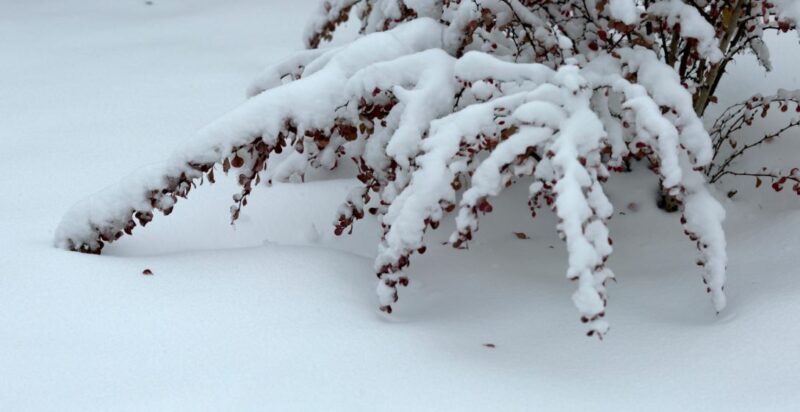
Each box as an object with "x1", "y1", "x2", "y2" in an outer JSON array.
[
  {"x1": 608, "y1": 0, "x2": 640, "y2": 25},
  {"x1": 2, "y1": 1, "x2": 800, "y2": 411}
]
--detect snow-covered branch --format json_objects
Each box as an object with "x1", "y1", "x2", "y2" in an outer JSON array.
[{"x1": 58, "y1": 0, "x2": 800, "y2": 337}]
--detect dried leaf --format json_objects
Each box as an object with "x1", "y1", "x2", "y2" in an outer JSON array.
[
  {"x1": 231, "y1": 154, "x2": 245, "y2": 168},
  {"x1": 500, "y1": 125, "x2": 518, "y2": 140}
]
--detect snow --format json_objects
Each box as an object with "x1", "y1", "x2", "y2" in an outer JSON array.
[
  {"x1": 648, "y1": 0, "x2": 723, "y2": 62},
  {"x1": 776, "y1": 0, "x2": 800, "y2": 23},
  {"x1": 2, "y1": 1, "x2": 800, "y2": 410},
  {"x1": 608, "y1": 0, "x2": 640, "y2": 25},
  {"x1": 54, "y1": 16, "x2": 447, "y2": 253},
  {"x1": 351, "y1": 48, "x2": 455, "y2": 167}
]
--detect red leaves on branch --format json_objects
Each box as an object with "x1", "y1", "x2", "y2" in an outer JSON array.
[{"x1": 477, "y1": 198, "x2": 493, "y2": 214}]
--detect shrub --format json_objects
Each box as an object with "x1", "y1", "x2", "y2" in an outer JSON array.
[{"x1": 57, "y1": 0, "x2": 799, "y2": 337}]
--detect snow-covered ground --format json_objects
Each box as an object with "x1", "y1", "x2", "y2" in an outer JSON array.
[{"x1": 1, "y1": 1, "x2": 799, "y2": 410}]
